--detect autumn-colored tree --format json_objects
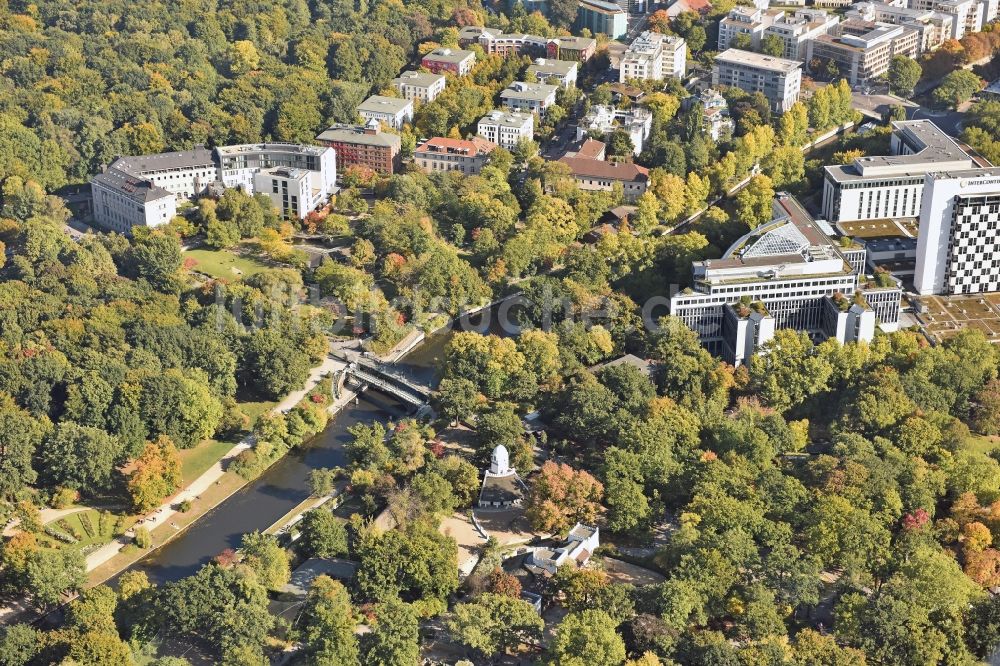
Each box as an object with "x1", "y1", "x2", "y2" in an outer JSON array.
[
  {"x1": 526, "y1": 461, "x2": 603, "y2": 534},
  {"x1": 965, "y1": 548, "x2": 1000, "y2": 587},
  {"x1": 489, "y1": 568, "x2": 523, "y2": 599},
  {"x1": 127, "y1": 436, "x2": 181, "y2": 513},
  {"x1": 964, "y1": 521, "x2": 993, "y2": 554}
]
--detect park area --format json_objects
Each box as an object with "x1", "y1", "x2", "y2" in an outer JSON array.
[
  {"x1": 915, "y1": 294, "x2": 1000, "y2": 343},
  {"x1": 182, "y1": 247, "x2": 269, "y2": 280}
]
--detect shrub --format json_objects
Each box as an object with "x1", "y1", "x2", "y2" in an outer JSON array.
[{"x1": 134, "y1": 526, "x2": 152, "y2": 548}]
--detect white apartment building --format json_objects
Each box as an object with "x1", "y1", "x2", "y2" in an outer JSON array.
[
  {"x1": 414, "y1": 136, "x2": 497, "y2": 175},
  {"x1": 909, "y1": 0, "x2": 987, "y2": 38},
  {"x1": 477, "y1": 110, "x2": 534, "y2": 150},
  {"x1": 718, "y1": 6, "x2": 779, "y2": 50},
  {"x1": 620, "y1": 31, "x2": 687, "y2": 82},
  {"x1": 847, "y1": 2, "x2": 953, "y2": 53},
  {"x1": 763, "y1": 9, "x2": 840, "y2": 60},
  {"x1": 391, "y1": 70, "x2": 446, "y2": 103},
  {"x1": 357, "y1": 95, "x2": 414, "y2": 130},
  {"x1": 914, "y1": 168, "x2": 1000, "y2": 295},
  {"x1": 575, "y1": 105, "x2": 653, "y2": 156},
  {"x1": 500, "y1": 82, "x2": 559, "y2": 115},
  {"x1": 696, "y1": 88, "x2": 735, "y2": 140},
  {"x1": 821, "y1": 120, "x2": 975, "y2": 223},
  {"x1": 253, "y1": 166, "x2": 331, "y2": 220},
  {"x1": 670, "y1": 195, "x2": 901, "y2": 366},
  {"x1": 216, "y1": 143, "x2": 336, "y2": 195},
  {"x1": 92, "y1": 142, "x2": 337, "y2": 230},
  {"x1": 712, "y1": 49, "x2": 802, "y2": 112},
  {"x1": 91, "y1": 168, "x2": 177, "y2": 233},
  {"x1": 806, "y1": 19, "x2": 919, "y2": 86},
  {"x1": 527, "y1": 58, "x2": 579, "y2": 88}
]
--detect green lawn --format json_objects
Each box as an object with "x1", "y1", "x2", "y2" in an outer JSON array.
[
  {"x1": 240, "y1": 398, "x2": 278, "y2": 425},
  {"x1": 40, "y1": 509, "x2": 126, "y2": 550},
  {"x1": 966, "y1": 434, "x2": 1000, "y2": 457},
  {"x1": 177, "y1": 439, "x2": 237, "y2": 486},
  {"x1": 183, "y1": 248, "x2": 269, "y2": 280}
]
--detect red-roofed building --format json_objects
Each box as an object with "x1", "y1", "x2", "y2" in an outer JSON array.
[
  {"x1": 414, "y1": 136, "x2": 497, "y2": 175},
  {"x1": 558, "y1": 155, "x2": 649, "y2": 201},
  {"x1": 667, "y1": 0, "x2": 711, "y2": 17},
  {"x1": 573, "y1": 138, "x2": 607, "y2": 160}
]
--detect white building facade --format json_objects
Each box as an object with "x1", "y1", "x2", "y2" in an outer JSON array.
[
  {"x1": 477, "y1": 110, "x2": 535, "y2": 149},
  {"x1": 914, "y1": 168, "x2": 1000, "y2": 295},
  {"x1": 90, "y1": 169, "x2": 177, "y2": 233},
  {"x1": 527, "y1": 58, "x2": 579, "y2": 88},
  {"x1": 357, "y1": 95, "x2": 414, "y2": 130},
  {"x1": 821, "y1": 120, "x2": 975, "y2": 223},
  {"x1": 712, "y1": 48, "x2": 802, "y2": 112},
  {"x1": 620, "y1": 31, "x2": 687, "y2": 82},
  {"x1": 500, "y1": 82, "x2": 559, "y2": 115},
  {"x1": 391, "y1": 71, "x2": 446, "y2": 103},
  {"x1": 576, "y1": 105, "x2": 653, "y2": 156}
]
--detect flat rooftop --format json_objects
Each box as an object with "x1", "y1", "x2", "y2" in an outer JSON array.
[
  {"x1": 423, "y1": 47, "x2": 475, "y2": 63},
  {"x1": 479, "y1": 110, "x2": 533, "y2": 127},
  {"x1": 502, "y1": 82, "x2": 558, "y2": 101},
  {"x1": 836, "y1": 217, "x2": 918, "y2": 238},
  {"x1": 215, "y1": 143, "x2": 327, "y2": 157},
  {"x1": 825, "y1": 120, "x2": 974, "y2": 183},
  {"x1": 714, "y1": 48, "x2": 802, "y2": 73},
  {"x1": 315, "y1": 125, "x2": 401, "y2": 148},
  {"x1": 392, "y1": 70, "x2": 445, "y2": 87},
  {"x1": 527, "y1": 59, "x2": 578, "y2": 76},
  {"x1": 111, "y1": 146, "x2": 216, "y2": 174},
  {"x1": 358, "y1": 95, "x2": 413, "y2": 115}
]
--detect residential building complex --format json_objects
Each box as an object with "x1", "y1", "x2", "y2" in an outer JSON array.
[
  {"x1": 557, "y1": 154, "x2": 650, "y2": 201},
  {"x1": 500, "y1": 82, "x2": 559, "y2": 115},
  {"x1": 620, "y1": 31, "x2": 687, "y2": 82},
  {"x1": 457, "y1": 28, "x2": 596, "y2": 62},
  {"x1": 316, "y1": 121, "x2": 402, "y2": 174},
  {"x1": 421, "y1": 47, "x2": 476, "y2": 75},
  {"x1": 92, "y1": 142, "x2": 337, "y2": 229},
  {"x1": 391, "y1": 70, "x2": 446, "y2": 103},
  {"x1": 414, "y1": 136, "x2": 497, "y2": 175},
  {"x1": 576, "y1": 105, "x2": 653, "y2": 155},
  {"x1": 763, "y1": 8, "x2": 840, "y2": 60},
  {"x1": 527, "y1": 58, "x2": 579, "y2": 88},
  {"x1": 357, "y1": 95, "x2": 413, "y2": 130},
  {"x1": 909, "y1": 0, "x2": 991, "y2": 38},
  {"x1": 914, "y1": 168, "x2": 1000, "y2": 295},
  {"x1": 806, "y1": 19, "x2": 919, "y2": 86},
  {"x1": 669, "y1": 195, "x2": 901, "y2": 366},
  {"x1": 846, "y1": 2, "x2": 953, "y2": 53},
  {"x1": 712, "y1": 49, "x2": 802, "y2": 112},
  {"x1": 477, "y1": 110, "x2": 535, "y2": 150},
  {"x1": 821, "y1": 120, "x2": 975, "y2": 223},
  {"x1": 576, "y1": 0, "x2": 628, "y2": 39},
  {"x1": 718, "y1": 6, "x2": 780, "y2": 50}
]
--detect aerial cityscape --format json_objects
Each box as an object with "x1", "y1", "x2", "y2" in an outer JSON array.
[{"x1": 3, "y1": 0, "x2": 1000, "y2": 663}]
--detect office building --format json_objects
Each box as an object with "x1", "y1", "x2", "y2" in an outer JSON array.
[
  {"x1": 421, "y1": 47, "x2": 477, "y2": 75},
  {"x1": 316, "y1": 121, "x2": 402, "y2": 174},
  {"x1": 527, "y1": 58, "x2": 579, "y2": 88},
  {"x1": 500, "y1": 82, "x2": 559, "y2": 115},
  {"x1": 215, "y1": 143, "x2": 336, "y2": 194},
  {"x1": 576, "y1": 0, "x2": 628, "y2": 39},
  {"x1": 391, "y1": 71, "x2": 446, "y2": 103},
  {"x1": 762, "y1": 8, "x2": 840, "y2": 60},
  {"x1": 576, "y1": 105, "x2": 653, "y2": 155},
  {"x1": 669, "y1": 195, "x2": 901, "y2": 366},
  {"x1": 846, "y1": 2, "x2": 952, "y2": 53},
  {"x1": 620, "y1": 31, "x2": 687, "y2": 82},
  {"x1": 477, "y1": 110, "x2": 535, "y2": 150},
  {"x1": 414, "y1": 136, "x2": 497, "y2": 175},
  {"x1": 252, "y1": 166, "x2": 331, "y2": 220},
  {"x1": 914, "y1": 168, "x2": 1000, "y2": 295},
  {"x1": 805, "y1": 19, "x2": 919, "y2": 86},
  {"x1": 821, "y1": 120, "x2": 975, "y2": 223},
  {"x1": 712, "y1": 49, "x2": 802, "y2": 112},
  {"x1": 90, "y1": 168, "x2": 177, "y2": 233},
  {"x1": 356, "y1": 95, "x2": 414, "y2": 130}
]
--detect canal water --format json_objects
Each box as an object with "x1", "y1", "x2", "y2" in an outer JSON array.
[{"x1": 132, "y1": 328, "x2": 456, "y2": 585}]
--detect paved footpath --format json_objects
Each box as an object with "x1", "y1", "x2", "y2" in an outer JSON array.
[{"x1": 0, "y1": 356, "x2": 345, "y2": 625}]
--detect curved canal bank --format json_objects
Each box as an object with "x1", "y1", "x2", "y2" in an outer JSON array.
[{"x1": 129, "y1": 329, "x2": 454, "y2": 585}]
